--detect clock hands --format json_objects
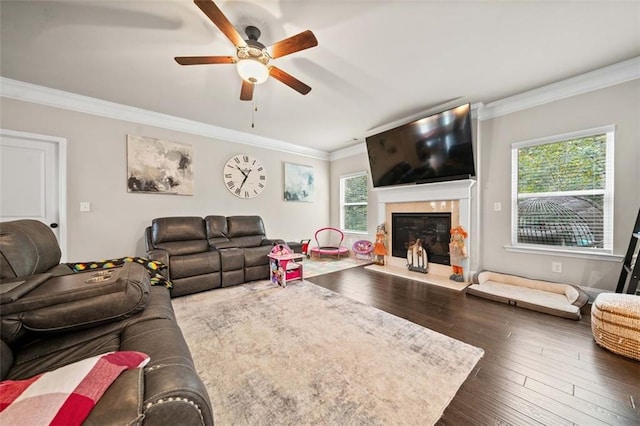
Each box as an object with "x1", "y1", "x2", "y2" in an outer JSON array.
[
  {"x1": 235, "y1": 165, "x2": 248, "y2": 178},
  {"x1": 239, "y1": 167, "x2": 253, "y2": 191}
]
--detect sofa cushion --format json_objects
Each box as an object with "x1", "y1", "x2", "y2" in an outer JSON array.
[
  {"x1": 153, "y1": 240, "x2": 210, "y2": 256},
  {"x1": 243, "y1": 246, "x2": 271, "y2": 267},
  {"x1": 0, "y1": 220, "x2": 61, "y2": 280},
  {"x1": 171, "y1": 274, "x2": 222, "y2": 297},
  {"x1": 151, "y1": 217, "x2": 210, "y2": 256},
  {"x1": 226, "y1": 216, "x2": 266, "y2": 238},
  {"x1": 169, "y1": 251, "x2": 220, "y2": 280},
  {"x1": 152, "y1": 217, "x2": 206, "y2": 244},
  {"x1": 0, "y1": 351, "x2": 149, "y2": 425}
]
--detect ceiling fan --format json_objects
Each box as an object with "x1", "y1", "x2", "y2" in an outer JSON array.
[{"x1": 175, "y1": 0, "x2": 318, "y2": 101}]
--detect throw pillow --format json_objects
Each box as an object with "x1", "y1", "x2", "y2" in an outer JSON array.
[{"x1": 0, "y1": 351, "x2": 149, "y2": 425}]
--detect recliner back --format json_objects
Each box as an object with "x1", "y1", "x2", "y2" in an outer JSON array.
[
  {"x1": 0, "y1": 220, "x2": 61, "y2": 280},
  {"x1": 150, "y1": 217, "x2": 209, "y2": 255},
  {"x1": 226, "y1": 216, "x2": 266, "y2": 248}
]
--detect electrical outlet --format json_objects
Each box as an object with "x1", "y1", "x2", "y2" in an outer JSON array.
[
  {"x1": 552, "y1": 262, "x2": 562, "y2": 273},
  {"x1": 493, "y1": 202, "x2": 502, "y2": 211},
  {"x1": 80, "y1": 201, "x2": 91, "y2": 212}
]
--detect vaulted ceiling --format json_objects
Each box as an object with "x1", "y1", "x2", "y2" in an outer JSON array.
[{"x1": 1, "y1": 0, "x2": 639, "y2": 153}]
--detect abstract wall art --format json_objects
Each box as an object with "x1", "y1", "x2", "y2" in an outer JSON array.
[
  {"x1": 126, "y1": 135, "x2": 194, "y2": 195},
  {"x1": 284, "y1": 162, "x2": 314, "y2": 202}
]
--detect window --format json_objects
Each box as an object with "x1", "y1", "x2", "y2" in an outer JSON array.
[
  {"x1": 511, "y1": 126, "x2": 614, "y2": 253},
  {"x1": 340, "y1": 172, "x2": 368, "y2": 233}
]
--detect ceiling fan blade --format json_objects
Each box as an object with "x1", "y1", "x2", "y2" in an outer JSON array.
[
  {"x1": 194, "y1": 0, "x2": 247, "y2": 48},
  {"x1": 268, "y1": 30, "x2": 318, "y2": 59},
  {"x1": 269, "y1": 66, "x2": 311, "y2": 95},
  {"x1": 240, "y1": 80, "x2": 254, "y2": 101},
  {"x1": 174, "y1": 56, "x2": 236, "y2": 65}
]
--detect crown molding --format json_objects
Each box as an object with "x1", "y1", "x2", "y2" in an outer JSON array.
[
  {"x1": 478, "y1": 56, "x2": 640, "y2": 120},
  {"x1": 3, "y1": 56, "x2": 638, "y2": 162},
  {"x1": 329, "y1": 143, "x2": 367, "y2": 161},
  {"x1": 329, "y1": 57, "x2": 640, "y2": 160},
  {"x1": 0, "y1": 77, "x2": 330, "y2": 161}
]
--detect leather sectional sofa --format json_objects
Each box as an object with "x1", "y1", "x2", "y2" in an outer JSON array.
[
  {"x1": 0, "y1": 220, "x2": 213, "y2": 425},
  {"x1": 145, "y1": 215, "x2": 284, "y2": 297}
]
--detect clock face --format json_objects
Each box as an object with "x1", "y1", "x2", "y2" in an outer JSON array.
[{"x1": 223, "y1": 154, "x2": 267, "y2": 199}]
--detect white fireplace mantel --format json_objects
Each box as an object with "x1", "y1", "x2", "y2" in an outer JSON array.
[
  {"x1": 374, "y1": 178, "x2": 477, "y2": 282},
  {"x1": 374, "y1": 179, "x2": 476, "y2": 228}
]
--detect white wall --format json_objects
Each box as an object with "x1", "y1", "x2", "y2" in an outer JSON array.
[
  {"x1": 0, "y1": 98, "x2": 330, "y2": 261},
  {"x1": 479, "y1": 79, "x2": 640, "y2": 293},
  {"x1": 329, "y1": 152, "x2": 377, "y2": 250},
  {"x1": 330, "y1": 80, "x2": 640, "y2": 293}
]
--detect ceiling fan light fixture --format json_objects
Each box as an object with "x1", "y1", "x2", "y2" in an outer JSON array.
[{"x1": 236, "y1": 58, "x2": 269, "y2": 84}]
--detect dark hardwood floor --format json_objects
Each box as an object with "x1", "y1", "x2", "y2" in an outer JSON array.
[{"x1": 307, "y1": 266, "x2": 640, "y2": 425}]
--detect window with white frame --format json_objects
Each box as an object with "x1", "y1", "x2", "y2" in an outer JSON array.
[
  {"x1": 340, "y1": 172, "x2": 368, "y2": 233},
  {"x1": 511, "y1": 125, "x2": 614, "y2": 253}
]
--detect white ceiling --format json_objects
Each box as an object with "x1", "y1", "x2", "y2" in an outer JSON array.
[{"x1": 1, "y1": 0, "x2": 639, "y2": 153}]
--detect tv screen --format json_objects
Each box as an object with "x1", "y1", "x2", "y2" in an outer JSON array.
[{"x1": 365, "y1": 103, "x2": 475, "y2": 188}]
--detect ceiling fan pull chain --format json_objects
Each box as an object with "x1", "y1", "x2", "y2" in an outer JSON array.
[
  {"x1": 251, "y1": 100, "x2": 256, "y2": 128},
  {"x1": 251, "y1": 92, "x2": 258, "y2": 128}
]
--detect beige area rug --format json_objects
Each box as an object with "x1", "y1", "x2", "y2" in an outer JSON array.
[
  {"x1": 364, "y1": 264, "x2": 470, "y2": 292},
  {"x1": 303, "y1": 256, "x2": 372, "y2": 278},
  {"x1": 172, "y1": 280, "x2": 484, "y2": 425}
]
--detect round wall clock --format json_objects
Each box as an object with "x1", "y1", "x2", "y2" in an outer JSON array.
[{"x1": 223, "y1": 154, "x2": 267, "y2": 199}]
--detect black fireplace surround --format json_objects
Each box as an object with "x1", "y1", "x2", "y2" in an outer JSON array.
[{"x1": 391, "y1": 212, "x2": 451, "y2": 265}]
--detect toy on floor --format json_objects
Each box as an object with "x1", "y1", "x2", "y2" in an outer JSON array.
[
  {"x1": 449, "y1": 225, "x2": 468, "y2": 282},
  {"x1": 373, "y1": 224, "x2": 388, "y2": 265}
]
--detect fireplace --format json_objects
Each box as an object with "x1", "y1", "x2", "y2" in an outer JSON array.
[{"x1": 391, "y1": 212, "x2": 451, "y2": 265}]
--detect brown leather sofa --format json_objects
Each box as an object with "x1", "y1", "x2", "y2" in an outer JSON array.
[
  {"x1": 0, "y1": 220, "x2": 213, "y2": 425},
  {"x1": 145, "y1": 215, "x2": 282, "y2": 296}
]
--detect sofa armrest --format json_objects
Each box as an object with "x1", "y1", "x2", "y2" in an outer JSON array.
[
  {"x1": 121, "y1": 315, "x2": 213, "y2": 426},
  {"x1": 147, "y1": 249, "x2": 169, "y2": 271},
  {"x1": 144, "y1": 226, "x2": 154, "y2": 252}
]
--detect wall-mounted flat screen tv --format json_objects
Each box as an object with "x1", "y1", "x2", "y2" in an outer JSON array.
[{"x1": 365, "y1": 103, "x2": 475, "y2": 188}]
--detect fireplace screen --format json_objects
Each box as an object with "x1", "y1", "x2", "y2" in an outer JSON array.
[{"x1": 391, "y1": 213, "x2": 452, "y2": 265}]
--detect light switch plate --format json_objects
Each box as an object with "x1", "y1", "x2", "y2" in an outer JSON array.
[{"x1": 80, "y1": 201, "x2": 91, "y2": 212}]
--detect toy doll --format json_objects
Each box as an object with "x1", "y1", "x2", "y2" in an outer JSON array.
[
  {"x1": 373, "y1": 223, "x2": 388, "y2": 265},
  {"x1": 449, "y1": 225, "x2": 468, "y2": 282}
]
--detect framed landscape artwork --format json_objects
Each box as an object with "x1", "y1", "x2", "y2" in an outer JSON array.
[
  {"x1": 284, "y1": 162, "x2": 314, "y2": 202},
  {"x1": 126, "y1": 135, "x2": 194, "y2": 195}
]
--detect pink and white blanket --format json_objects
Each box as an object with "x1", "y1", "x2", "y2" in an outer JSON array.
[{"x1": 0, "y1": 351, "x2": 149, "y2": 425}]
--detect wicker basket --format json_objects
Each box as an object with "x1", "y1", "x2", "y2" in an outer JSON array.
[{"x1": 591, "y1": 293, "x2": 640, "y2": 361}]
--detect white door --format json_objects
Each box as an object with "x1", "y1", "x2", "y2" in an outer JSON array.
[{"x1": 0, "y1": 129, "x2": 67, "y2": 259}]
